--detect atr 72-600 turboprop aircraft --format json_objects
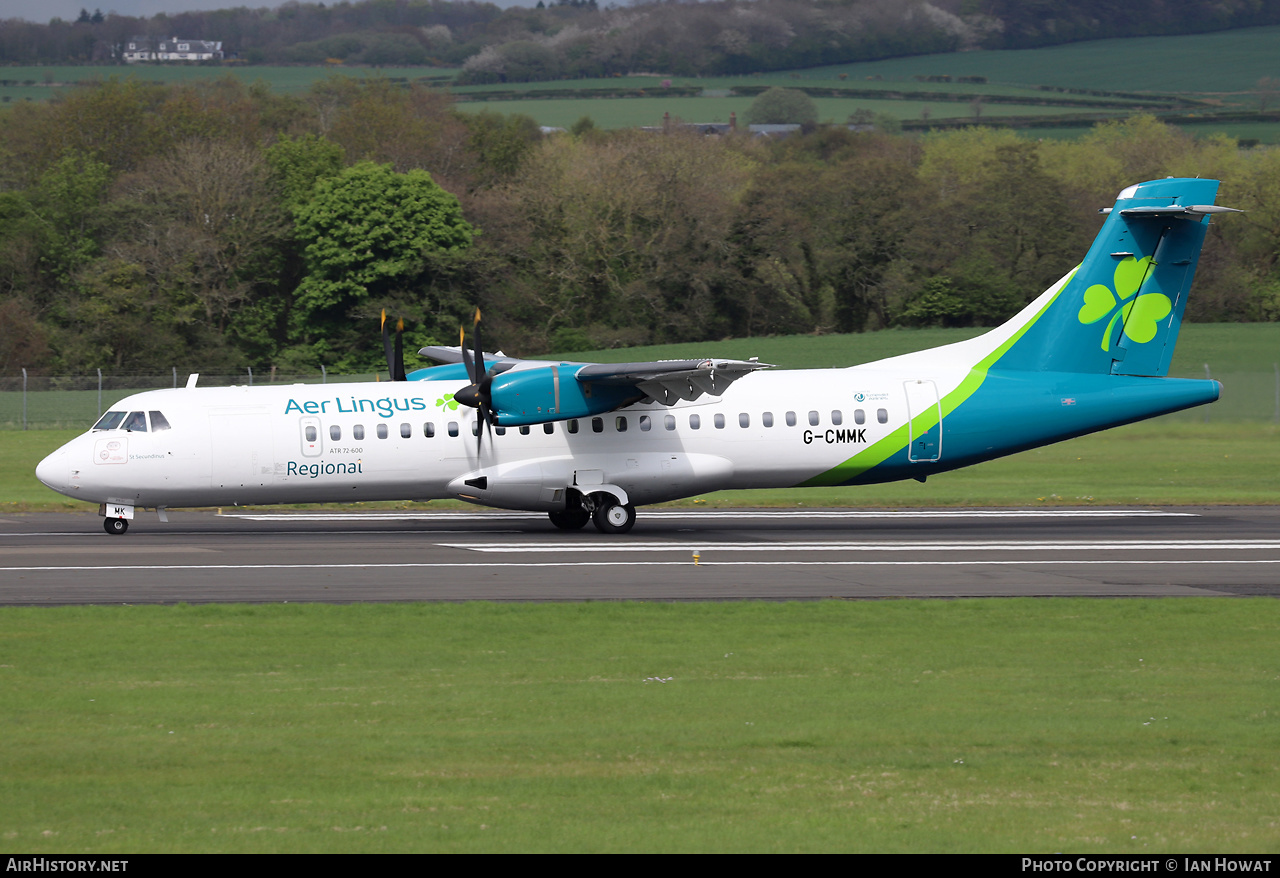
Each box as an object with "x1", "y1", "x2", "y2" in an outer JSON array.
[{"x1": 37, "y1": 178, "x2": 1238, "y2": 535}]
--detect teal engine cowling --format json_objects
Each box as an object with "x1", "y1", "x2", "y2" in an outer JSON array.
[{"x1": 488, "y1": 365, "x2": 641, "y2": 426}]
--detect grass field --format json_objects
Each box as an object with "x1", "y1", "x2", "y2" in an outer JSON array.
[{"x1": 1, "y1": 599, "x2": 1277, "y2": 853}]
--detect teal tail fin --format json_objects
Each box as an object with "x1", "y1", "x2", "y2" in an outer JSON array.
[{"x1": 995, "y1": 178, "x2": 1237, "y2": 376}]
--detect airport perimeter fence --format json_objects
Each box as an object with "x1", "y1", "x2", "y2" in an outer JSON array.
[
  {"x1": 1, "y1": 365, "x2": 1278, "y2": 430},
  {"x1": 0, "y1": 367, "x2": 386, "y2": 430}
]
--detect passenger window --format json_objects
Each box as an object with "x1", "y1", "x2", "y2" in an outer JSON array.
[
  {"x1": 665, "y1": 415, "x2": 676, "y2": 431},
  {"x1": 640, "y1": 415, "x2": 652, "y2": 432},
  {"x1": 149, "y1": 411, "x2": 171, "y2": 432},
  {"x1": 854, "y1": 409, "x2": 865, "y2": 425},
  {"x1": 123, "y1": 411, "x2": 148, "y2": 432},
  {"x1": 448, "y1": 422, "x2": 459, "y2": 437},
  {"x1": 93, "y1": 411, "x2": 126, "y2": 430},
  {"x1": 568, "y1": 420, "x2": 579, "y2": 434},
  {"x1": 305, "y1": 426, "x2": 317, "y2": 442},
  {"x1": 377, "y1": 424, "x2": 388, "y2": 439},
  {"x1": 739, "y1": 413, "x2": 749, "y2": 428},
  {"x1": 354, "y1": 424, "x2": 366, "y2": 440},
  {"x1": 714, "y1": 413, "x2": 725, "y2": 429},
  {"x1": 495, "y1": 425, "x2": 506, "y2": 436},
  {"x1": 689, "y1": 414, "x2": 701, "y2": 430},
  {"x1": 831, "y1": 410, "x2": 842, "y2": 426},
  {"x1": 763, "y1": 412, "x2": 773, "y2": 428},
  {"x1": 786, "y1": 411, "x2": 797, "y2": 427},
  {"x1": 330, "y1": 425, "x2": 341, "y2": 441},
  {"x1": 423, "y1": 423, "x2": 435, "y2": 438},
  {"x1": 520, "y1": 426, "x2": 530, "y2": 435},
  {"x1": 808, "y1": 411, "x2": 819, "y2": 426},
  {"x1": 544, "y1": 423, "x2": 555, "y2": 434},
  {"x1": 615, "y1": 416, "x2": 627, "y2": 432},
  {"x1": 400, "y1": 423, "x2": 412, "y2": 439},
  {"x1": 877, "y1": 408, "x2": 888, "y2": 424},
  {"x1": 591, "y1": 417, "x2": 604, "y2": 433},
  {"x1": 471, "y1": 421, "x2": 479, "y2": 436}
]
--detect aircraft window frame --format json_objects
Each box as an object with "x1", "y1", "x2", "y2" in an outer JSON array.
[
  {"x1": 400, "y1": 423, "x2": 412, "y2": 439},
  {"x1": 714, "y1": 413, "x2": 725, "y2": 429},
  {"x1": 93, "y1": 411, "x2": 127, "y2": 431},
  {"x1": 665, "y1": 415, "x2": 676, "y2": 431},
  {"x1": 377, "y1": 423, "x2": 389, "y2": 440},
  {"x1": 591, "y1": 417, "x2": 604, "y2": 433},
  {"x1": 330, "y1": 425, "x2": 342, "y2": 441},
  {"x1": 739, "y1": 413, "x2": 750, "y2": 428},
  {"x1": 854, "y1": 409, "x2": 865, "y2": 425},
  {"x1": 423, "y1": 422, "x2": 435, "y2": 438},
  {"x1": 877, "y1": 408, "x2": 889, "y2": 424},
  {"x1": 615, "y1": 416, "x2": 627, "y2": 432},
  {"x1": 639, "y1": 415, "x2": 652, "y2": 432},
  {"x1": 689, "y1": 414, "x2": 701, "y2": 430},
  {"x1": 305, "y1": 425, "x2": 318, "y2": 442},
  {"x1": 354, "y1": 424, "x2": 366, "y2": 440},
  {"x1": 831, "y1": 410, "x2": 842, "y2": 426},
  {"x1": 520, "y1": 426, "x2": 531, "y2": 435},
  {"x1": 448, "y1": 422, "x2": 459, "y2": 438},
  {"x1": 786, "y1": 411, "x2": 797, "y2": 427},
  {"x1": 543, "y1": 423, "x2": 555, "y2": 435},
  {"x1": 808, "y1": 410, "x2": 820, "y2": 427},
  {"x1": 568, "y1": 420, "x2": 579, "y2": 434},
  {"x1": 149, "y1": 411, "x2": 172, "y2": 432},
  {"x1": 763, "y1": 412, "x2": 773, "y2": 428},
  {"x1": 123, "y1": 411, "x2": 148, "y2": 432},
  {"x1": 471, "y1": 421, "x2": 480, "y2": 437}
]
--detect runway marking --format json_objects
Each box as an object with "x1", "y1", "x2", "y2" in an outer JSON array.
[
  {"x1": 440, "y1": 539, "x2": 1280, "y2": 553},
  {"x1": 0, "y1": 546, "x2": 215, "y2": 555},
  {"x1": 218, "y1": 509, "x2": 1198, "y2": 521},
  {"x1": 3, "y1": 560, "x2": 1279, "y2": 573}
]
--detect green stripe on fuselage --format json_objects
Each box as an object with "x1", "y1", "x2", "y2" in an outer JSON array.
[{"x1": 797, "y1": 278, "x2": 1070, "y2": 488}]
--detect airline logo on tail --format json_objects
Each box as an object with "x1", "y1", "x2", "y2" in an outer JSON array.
[{"x1": 1078, "y1": 256, "x2": 1171, "y2": 352}]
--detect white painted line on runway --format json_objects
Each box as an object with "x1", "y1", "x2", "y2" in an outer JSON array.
[
  {"x1": 216, "y1": 509, "x2": 1198, "y2": 522},
  {"x1": 441, "y1": 539, "x2": 1280, "y2": 553},
  {"x1": 3, "y1": 560, "x2": 1279, "y2": 572}
]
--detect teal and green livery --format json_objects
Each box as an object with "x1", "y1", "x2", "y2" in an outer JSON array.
[{"x1": 806, "y1": 178, "x2": 1234, "y2": 488}]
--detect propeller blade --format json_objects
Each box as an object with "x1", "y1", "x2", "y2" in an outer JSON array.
[
  {"x1": 381, "y1": 310, "x2": 395, "y2": 380},
  {"x1": 472, "y1": 307, "x2": 484, "y2": 382},
  {"x1": 393, "y1": 318, "x2": 406, "y2": 382},
  {"x1": 460, "y1": 324, "x2": 475, "y2": 384}
]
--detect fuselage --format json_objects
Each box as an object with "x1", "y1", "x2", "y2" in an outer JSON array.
[{"x1": 35, "y1": 361, "x2": 1219, "y2": 513}]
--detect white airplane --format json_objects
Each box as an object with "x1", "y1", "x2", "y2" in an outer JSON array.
[{"x1": 36, "y1": 177, "x2": 1238, "y2": 535}]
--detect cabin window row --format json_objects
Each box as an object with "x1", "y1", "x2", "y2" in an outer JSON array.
[{"x1": 304, "y1": 408, "x2": 889, "y2": 443}]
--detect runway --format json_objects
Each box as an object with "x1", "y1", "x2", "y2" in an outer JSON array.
[{"x1": 2, "y1": 506, "x2": 1278, "y2": 604}]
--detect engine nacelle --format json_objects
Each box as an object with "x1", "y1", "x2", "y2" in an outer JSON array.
[{"x1": 488, "y1": 365, "x2": 640, "y2": 426}]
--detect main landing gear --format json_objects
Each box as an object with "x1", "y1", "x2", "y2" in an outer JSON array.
[
  {"x1": 547, "y1": 492, "x2": 637, "y2": 534},
  {"x1": 104, "y1": 517, "x2": 128, "y2": 535}
]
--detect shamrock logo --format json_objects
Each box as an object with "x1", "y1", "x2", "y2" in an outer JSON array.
[
  {"x1": 436, "y1": 392, "x2": 459, "y2": 411},
  {"x1": 1077, "y1": 256, "x2": 1171, "y2": 352}
]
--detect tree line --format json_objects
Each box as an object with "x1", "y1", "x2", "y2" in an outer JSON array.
[
  {"x1": 4, "y1": 0, "x2": 1280, "y2": 76},
  {"x1": 0, "y1": 75, "x2": 1278, "y2": 377}
]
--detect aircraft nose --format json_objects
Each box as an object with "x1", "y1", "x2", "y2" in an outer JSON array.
[{"x1": 35, "y1": 448, "x2": 67, "y2": 492}]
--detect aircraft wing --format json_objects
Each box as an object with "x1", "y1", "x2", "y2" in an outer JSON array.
[
  {"x1": 416, "y1": 345, "x2": 772, "y2": 425},
  {"x1": 575, "y1": 359, "x2": 772, "y2": 404}
]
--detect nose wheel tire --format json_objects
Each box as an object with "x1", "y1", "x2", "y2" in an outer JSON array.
[
  {"x1": 104, "y1": 517, "x2": 128, "y2": 535},
  {"x1": 548, "y1": 509, "x2": 590, "y2": 530},
  {"x1": 592, "y1": 501, "x2": 636, "y2": 534}
]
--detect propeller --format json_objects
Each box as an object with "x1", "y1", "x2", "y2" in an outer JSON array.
[
  {"x1": 381, "y1": 310, "x2": 407, "y2": 382},
  {"x1": 454, "y1": 308, "x2": 498, "y2": 455}
]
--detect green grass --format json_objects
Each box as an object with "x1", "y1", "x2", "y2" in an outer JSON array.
[{"x1": 1, "y1": 599, "x2": 1277, "y2": 852}]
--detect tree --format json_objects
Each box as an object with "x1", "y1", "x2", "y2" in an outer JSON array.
[
  {"x1": 291, "y1": 162, "x2": 475, "y2": 367},
  {"x1": 745, "y1": 87, "x2": 818, "y2": 125}
]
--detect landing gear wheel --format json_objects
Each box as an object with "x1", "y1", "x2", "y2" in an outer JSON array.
[
  {"x1": 592, "y1": 501, "x2": 636, "y2": 535},
  {"x1": 548, "y1": 509, "x2": 590, "y2": 530},
  {"x1": 104, "y1": 517, "x2": 128, "y2": 535}
]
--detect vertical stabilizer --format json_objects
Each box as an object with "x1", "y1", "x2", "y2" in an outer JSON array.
[{"x1": 995, "y1": 178, "x2": 1233, "y2": 376}]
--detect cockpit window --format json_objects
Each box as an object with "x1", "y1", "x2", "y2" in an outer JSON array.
[
  {"x1": 122, "y1": 411, "x2": 148, "y2": 432},
  {"x1": 149, "y1": 411, "x2": 171, "y2": 432},
  {"x1": 93, "y1": 411, "x2": 127, "y2": 431}
]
